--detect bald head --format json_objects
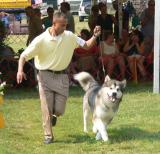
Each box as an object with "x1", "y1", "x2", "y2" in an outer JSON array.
[
  {"x1": 51, "y1": 11, "x2": 68, "y2": 35},
  {"x1": 53, "y1": 11, "x2": 67, "y2": 24}
]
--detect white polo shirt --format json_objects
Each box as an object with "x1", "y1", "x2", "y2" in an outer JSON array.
[{"x1": 21, "y1": 28, "x2": 85, "y2": 71}]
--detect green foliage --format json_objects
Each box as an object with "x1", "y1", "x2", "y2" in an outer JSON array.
[{"x1": 0, "y1": 83, "x2": 160, "y2": 154}]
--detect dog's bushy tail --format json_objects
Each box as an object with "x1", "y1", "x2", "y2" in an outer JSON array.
[{"x1": 74, "y1": 72, "x2": 96, "y2": 91}]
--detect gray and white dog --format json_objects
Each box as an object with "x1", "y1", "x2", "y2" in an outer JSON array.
[{"x1": 74, "y1": 72, "x2": 126, "y2": 142}]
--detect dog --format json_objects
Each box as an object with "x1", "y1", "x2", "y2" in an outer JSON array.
[{"x1": 74, "y1": 72, "x2": 126, "y2": 142}]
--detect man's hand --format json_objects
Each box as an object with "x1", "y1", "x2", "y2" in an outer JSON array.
[
  {"x1": 17, "y1": 56, "x2": 27, "y2": 84},
  {"x1": 82, "y1": 26, "x2": 101, "y2": 50},
  {"x1": 93, "y1": 26, "x2": 101, "y2": 37},
  {"x1": 17, "y1": 71, "x2": 27, "y2": 84}
]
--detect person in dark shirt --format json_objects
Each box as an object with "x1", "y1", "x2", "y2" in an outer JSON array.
[
  {"x1": 60, "y1": 2, "x2": 75, "y2": 33},
  {"x1": 140, "y1": 0, "x2": 154, "y2": 39},
  {"x1": 42, "y1": 7, "x2": 54, "y2": 30},
  {"x1": 34, "y1": 8, "x2": 41, "y2": 18},
  {"x1": 112, "y1": 0, "x2": 129, "y2": 40},
  {"x1": 88, "y1": 5, "x2": 99, "y2": 34},
  {"x1": 25, "y1": 6, "x2": 43, "y2": 46},
  {"x1": 97, "y1": 2, "x2": 115, "y2": 40}
]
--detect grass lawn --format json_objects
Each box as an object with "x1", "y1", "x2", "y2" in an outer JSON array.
[
  {"x1": 1, "y1": 15, "x2": 160, "y2": 154},
  {"x1": 0, "y1": 83, "x2": 160, "y2": 154}
]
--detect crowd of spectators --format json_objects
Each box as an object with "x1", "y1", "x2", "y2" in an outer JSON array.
[
  {"x1": 70, "y1": 0, "x2": 154, "y2": 83},
  {"x1": 0, "y1": 0, "x2": 155, "y2": 86}
]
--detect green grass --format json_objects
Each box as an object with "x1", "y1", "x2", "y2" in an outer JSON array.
[
  {"x1": 2, "y1": 16, "x2": 160, "y2": 154},
  {"x1": 1, "y1": 83, "x2": 160, "y2": 154}
]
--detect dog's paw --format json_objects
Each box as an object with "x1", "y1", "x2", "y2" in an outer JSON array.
[
  {"x1": 92, "y1": 126, "x2": 97, "y2": 133},
  {"x1": 95, "y1": 132, "x2": 102, "y2": 140},
  {"x1": 102, "y1": 136, "x2": 109, "y2": 142}
]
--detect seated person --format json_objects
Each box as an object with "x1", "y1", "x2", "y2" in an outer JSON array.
[
  {"x1": 140, "y1": 37, "x2": 154, "y2": 77},
  {"x1": 0, "y1": 21, "x2": 14, "y2": 57},
  {"x1": 141, "y1": 36, "x2": 154, "y2": 63},
  {"x1": 123, "y1": 29, "x2": 147, "y2": 80},
  {"x1": 99, "y1": 31, "x2": 126, "y2": 80},
  {"x1": 71, "y1": 29, "x2": 99, "y2": 78},
  {"x1": 116, "y1": 29, "x2": 130, "y2": 55}
]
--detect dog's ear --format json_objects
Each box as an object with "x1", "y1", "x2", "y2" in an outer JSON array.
[
  {"x1": 120, "y1": 79, "x2": 127, "y2": 89},
  {"x1": 104, "y1": 75, "x2": 111, "y2": 83}
]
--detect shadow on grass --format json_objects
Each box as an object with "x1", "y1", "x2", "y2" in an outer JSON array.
[
  {"x1": 70, "y1": 82, "x2": 153, "y2": 96},
  {"x1": 4, "y1": 82, "x2": 154, "y2": 100},
  {"x1": 5, "y1": 86, "x2": 84, "y2": 99},
  {"x1": 5, "y1": 87, "x2": 39, "y2": 100},
  {"x1": 55, "y1": 126, "x2": 160, "y2": 144},
  {"x1": 69, "y1": 134, "x2": 97, "y2": 144},
  {"x1": 125, "y1": 82, "x2": 153, "y2": 94},
  {"x1": 69, "y1": 86, "x2": 84, "y2": 97},
  {"x1": 109, "y1": 126, "x2": 160, "y2": 143},
  {"x1": 54, "y1": 134, "x2": 96, "y2": 144}
]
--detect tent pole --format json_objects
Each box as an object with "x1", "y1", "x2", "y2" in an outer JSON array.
[
  {"x1": 118, "y1": 0, "x2": 122, "y2": 38},
  {"x1": 153, "y1": 0, "x2": 160, "y2": 93}
]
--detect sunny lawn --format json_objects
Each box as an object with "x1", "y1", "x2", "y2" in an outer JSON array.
[
  {"x1": 0, "y1": 83, "x2": 160, "y2": 154},
  {"x1": 1, "y1": 14, "x2": 160, "y2": 154}
]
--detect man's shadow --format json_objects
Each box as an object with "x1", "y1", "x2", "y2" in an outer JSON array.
[
  {"x1": 55, "y1": 126, "x2": 160, "y2": 144},
  {"x1": 108, "y1": 126, "x2": 160, "y2": 143}
]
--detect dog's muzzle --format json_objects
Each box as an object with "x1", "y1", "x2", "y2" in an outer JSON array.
[{"x1": 107, "y1": 93, "x2": 117, "y2": 102}]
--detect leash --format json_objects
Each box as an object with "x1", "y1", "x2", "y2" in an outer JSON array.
[{"x1": 98, "y1": 36, "x2": 106, "y2": 78}]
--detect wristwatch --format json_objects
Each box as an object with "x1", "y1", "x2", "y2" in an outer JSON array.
[{"x1": 93, "y1": 34, "x2": 98, "y2": 38}]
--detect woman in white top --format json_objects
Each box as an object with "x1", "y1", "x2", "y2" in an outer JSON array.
[{"x1": 99, "y1": 31, "x2": 126, "y2": 79}]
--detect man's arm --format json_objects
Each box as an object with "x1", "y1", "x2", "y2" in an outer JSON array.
[
  {"x1": 17, "y1": 36, "x2": 41, "y2": 84},
  {"x1": 17, "y1": 56, "x2": 27, "y2": 84},
  {"x1": 82, "y1": 26, "x2": 101, "y2": 50},
  {"x1": 82, "y1": 35, "x2": 97, "y2": 50}
]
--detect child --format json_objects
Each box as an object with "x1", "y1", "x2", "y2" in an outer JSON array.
[
  {"x1": 68, "y1": 29, "x2": 99, "y2": 83},
  {"x1": 75, "y1": 29, "x2": 99, "y2": 77},
  {"x1": 99, "y1": 31, "x2": 126, "y2": 80}
]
